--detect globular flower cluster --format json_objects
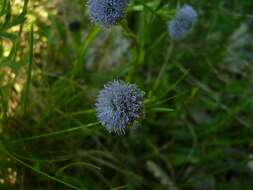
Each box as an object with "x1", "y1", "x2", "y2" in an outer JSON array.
[
  {"x1": 87, "y1": 0, "x2": 130, "y2": 27},
  {"x1": 90, "y1": 3, "x2": 199, "y2": 135},
  {"x1": 96, "y1": 80, "x2": 144, "y2": 134},
  {"x1": 168, "y1": 5, "x2": 198, "y2": 40}
]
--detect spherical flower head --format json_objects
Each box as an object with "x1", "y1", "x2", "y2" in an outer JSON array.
[
  {"x1": 168, "y1": 5, "x2": 198, "y2": 40},
  {"x1": 96, "y1": 80, "x2": 144, "y2": 134},
  {"x1": 88, "y1": 0, "x2": 130, "y2": 27}
]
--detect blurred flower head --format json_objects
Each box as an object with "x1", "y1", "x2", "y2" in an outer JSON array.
[
  {"x1": 87, "y1": 0, "x2": 130, "y2": 27},
  {"x1": 96, "y1": 80, "x2": 144, "y2": 134},
  {"x1": 168, "y1": 5, "x2": 198, "y2": 40}
]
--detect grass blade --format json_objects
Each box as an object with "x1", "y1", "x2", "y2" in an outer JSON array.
[
  {"x1": 1, "y1": 142, "x2": 84, "y2": 190},
  {"x1": 23, "y1": 24, "x2": 33, "y2": 114},
  {"x1": 12, "y1": 122, "x2": 99, "y2": 143}
]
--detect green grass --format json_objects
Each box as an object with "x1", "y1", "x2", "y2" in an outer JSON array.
[{"x1": 0, "y1": 0, "x2": 253, "y2": 189}]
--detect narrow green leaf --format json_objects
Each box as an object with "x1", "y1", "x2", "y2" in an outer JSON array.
[
  {"x1": 1, "y1": 1, "x2": 11, "y2": 28},
  {"x1": 73, "y1": 25, "x2": 101, "y2": 75},
  {"x1": 23, "y1": 24, "x2": 33, "y2": 114},
  {"x1": 0, "y1": 0, "x2": 7, "y2": 16},
  {"x1": 0, "y1": 31, "x2": 17, "y2": 40},
  {"x1": 1, "y1": 144, "x2": 84, "y2": 190},
  {"x1": 11, "y1": 122, "x2": 99, "y2": 143},
  {"x1": 149, "y1": 107, "x2": 174, "y2": 112}
]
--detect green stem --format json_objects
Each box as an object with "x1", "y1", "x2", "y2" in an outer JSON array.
[
  {"x1": 152, "y1": 40, "x2": 174, "y2": 93},
  {"x1": 119, "y1": 20, "x2": 141, "y2": 82},
  {"x1": 23, "y1": 24, "x2": 33, "y2": 115},
  {"x1": 119, "y1": 20, "x2": 139, "y2": 48},
  {"x1": 72, "y1": 25, "x2": 101, "y2": 76}
]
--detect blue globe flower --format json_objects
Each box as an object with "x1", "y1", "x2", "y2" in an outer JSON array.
[
  {"x1": 88, "y1": 0, "x2": 130, "y2": 27},
  {"x1": 96, "y1": 80, "x2": 144, "y2": 134},
  {"x1": 168, "y1": 5, "x2": 198, "y2": 40}
]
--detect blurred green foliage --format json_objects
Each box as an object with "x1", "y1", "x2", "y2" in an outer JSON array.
[{"x1": 0, "y1": 0, "x2": 253, "y2": 189}]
